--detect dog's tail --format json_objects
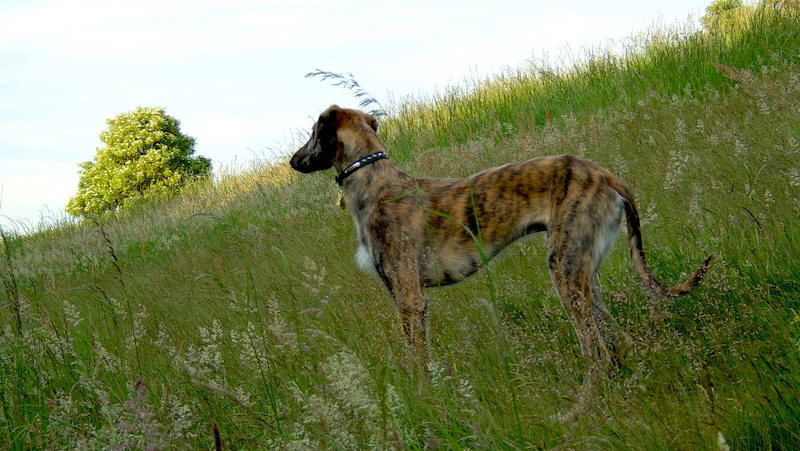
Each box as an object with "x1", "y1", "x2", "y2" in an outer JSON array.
[{"x1": 610, "y1": 178, "x2": 713, "y2": 300}]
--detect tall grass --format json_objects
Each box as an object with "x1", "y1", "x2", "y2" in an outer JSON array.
[
  {"x1": 381, "y1": 3, "x2": 800, "y2": 160},
  {"x1": 1, "y1": 2, "x2": 799, "y2": 449}
]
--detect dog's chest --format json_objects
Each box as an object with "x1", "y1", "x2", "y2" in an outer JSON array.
[
  {"x1": 352, "y1": 217, "x2": 378, "y2": 275},
  {"x1": 355, "y1": 244, "x2": 376, "y2": 274}
]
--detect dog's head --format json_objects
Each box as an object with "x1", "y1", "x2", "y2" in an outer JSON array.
[{"x1": 290, "y1": 105, "x2": 379, "y2": 174}]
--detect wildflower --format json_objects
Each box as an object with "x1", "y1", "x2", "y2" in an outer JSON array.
[
  {"x1": 228, "y1": 291, "x2": 257, "y2": 314},
  {"x1": 284, "y1": 350, "x2": 409, "y2": 449},
  {"x1": 230, "y1": 321, "x2": 269, "y2": 370},
  {"x1": 695, "y1": 119, "x2": 706, "y2": 134},
  {"x1": 125, "y1": 303, "x2": 149, "y2": 351},
  {"x1": 688, "y1": 183, "x2": 703, "y2": 220},
  {"x1": 787, "y1": 136, "x2": 799, "y2": 153},
  {"x1": 675, "y1": 117, "x2": 688, "y2": 146},
  {"x1": 94, "y1": 333, "x2": 123, "y2": 373},
  {"x1": 577, "y1": 143, "x2": 587, "y2": 158},
  {"x1": 301, "y1": 258, "x2": 337, "y2": 305},
  {"x1": 197, "y1": 319, "x2": 224, "y2": 370},
  {"x1": 266, "y1": 295, "x2": 299, "y2": 352},
  {"x1": 663, "y1": 150, "x2": 689, "y2": 191},
  {"x1": 166, "y1": 400, "x2": 198, "y2": 441},
  {"x1": 109, "y1": 297, "x2": 127, "y2": 318},
  {"x1": 757, "y1": 97, "x2": 771, "y2": 115},
  {"x1": 788, "y1": 168, "x2": 800, "y2": 187},
  {"x1": 501, "y1": 122, "x2": 516, "y2": 135},
  {"x1": 63, "y1": 300, "x2": 83, "y2": 328},
  {"x1": 111, "y1": 380, "x2": 167, "y2": 451},
  {"x1": 764, "y1": 189, "x2": 774, "y2": 207},
  {"x1": 456, "y1": 378, "x2": 478, "y2": 413},
  {"x1": 323, "y1": 351, "x2": 381, "y2": 418},
  {"x1": 612, "y1": 153, "x2": 629, "y2": 179},
  {"x1": 163, "y1": 319, "x2": 226, "y2": 385},
  {"x1": 734, "y1": 139, "x2": 748, "y2": 157}
]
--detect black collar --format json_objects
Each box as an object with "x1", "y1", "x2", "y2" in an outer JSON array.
[{"x1": 335, "y1": 152, "x2": 388, "y2": 186}]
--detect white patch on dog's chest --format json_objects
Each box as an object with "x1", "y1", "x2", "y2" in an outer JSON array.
[{"x1": 356, "y1": 244, "x2": 377, "y2": 274}]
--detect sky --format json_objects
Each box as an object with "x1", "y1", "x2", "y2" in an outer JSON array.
[{"x1": 0, "y1": 0, "x2": 710, "y2": 231}]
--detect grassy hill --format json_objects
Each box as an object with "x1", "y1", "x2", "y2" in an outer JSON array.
[{"x1": 2, "y1": 2, "x2": 799, "y2": 450}]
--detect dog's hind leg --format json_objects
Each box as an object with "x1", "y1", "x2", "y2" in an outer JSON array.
[
  {"x1": 548, "y1": 228, "x2": 614, "y2": 420},
  {"x1": 591, "y1": 275, "x2": 631, "y2": 369},
  {"x1": 587, "y1": 190, "x2": 631, "y2": 369}
]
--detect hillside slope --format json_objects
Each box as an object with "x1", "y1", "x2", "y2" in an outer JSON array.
[{"x1": 1, "y1": 3, "x2": 799, "y2": 450}]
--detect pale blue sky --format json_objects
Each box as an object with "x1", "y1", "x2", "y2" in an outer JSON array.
[{"x1": 0, "y1": 0, "x2": 709, "y2": 230}]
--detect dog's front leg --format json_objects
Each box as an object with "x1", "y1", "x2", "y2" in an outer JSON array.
[
  {"x1": 384, "y1": 273, "x2": 431, "y2": 393},
  {"x1": 396, "y1": 289, "x2": 428, "y2": 349},
  {"x1": 384, "y1": 267, "x2": 432, "y2": 395},
  {"x1": 386, "y1": 271, "x2": 427, "y2": 349},
  {"x1": 379, "y1": 254, "x2": 429, "y2": 349}
]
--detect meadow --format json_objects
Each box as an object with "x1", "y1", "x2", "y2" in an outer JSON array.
[{"x1": 1, "y1": 3, "x2": 799, "y2": 450}]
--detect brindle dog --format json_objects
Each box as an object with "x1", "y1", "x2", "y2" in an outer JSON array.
[{"x1": 290, "y1": 105, "x2": 712, "y2": 412}]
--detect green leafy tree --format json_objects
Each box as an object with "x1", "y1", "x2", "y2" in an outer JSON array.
[
  {"x1": 66, "y1": 107, "x2": 211, "y2": 216},
  {"x1": 763, "y1": 0, "x2": 800, "y2": 12},
  {"x1": 702, "y1": 0, "x2": 746, "y2": 31}
]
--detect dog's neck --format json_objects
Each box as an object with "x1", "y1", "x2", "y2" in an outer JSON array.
[{"x1": 335, "y1": 151, "x2": 389, "y2": 186}]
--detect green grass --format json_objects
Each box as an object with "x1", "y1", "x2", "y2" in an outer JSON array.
[{"x1": 1, "y1": 2, "x2": 800, "y2": 450}]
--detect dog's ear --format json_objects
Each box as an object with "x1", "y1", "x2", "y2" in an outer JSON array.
[
  {"x1": 319, "y1": 105, "x2": 340, "y2": 127},
  {"x1": 367, "y1": 114, "x2": 378, "y2": 132},
  {"x1": 315, "y1": 105, "x2": 342, "y2": 145}
]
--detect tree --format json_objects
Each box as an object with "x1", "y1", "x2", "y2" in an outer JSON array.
[
  {"x1": 702, "y1": 0, "x2": 746, "y2": 31},
  {"x1": 66, "y1": 107, "x2": 211, "y2": 217}
]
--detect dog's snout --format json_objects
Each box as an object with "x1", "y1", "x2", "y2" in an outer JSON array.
[
  {"x1": 289, "y1": 139, "x2": 333, "y2": 174},
  {"x1": 290, "y1": 148, "x2": 311, "y2": 172}
]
